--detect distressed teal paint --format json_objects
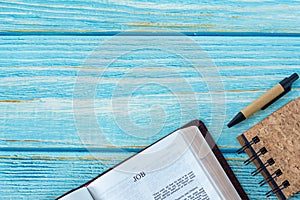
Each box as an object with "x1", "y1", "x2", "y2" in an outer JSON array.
[
  {"x1": 0, "y1": 36, "x2": 299, "y2": 149},
  {"x1": 0, "y1": 0, "x2": 300, "y2": 33},
  {"x1": 1, "y1": 1, "x2": 300, "y2": 199},
  {"x1": 0, "y1": 151, "x2": 299, "y2": 199}
]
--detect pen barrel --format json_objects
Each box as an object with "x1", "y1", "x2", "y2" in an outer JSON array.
[{"x1": 241, "y1": 84, "x2": 284, "y2": 118}]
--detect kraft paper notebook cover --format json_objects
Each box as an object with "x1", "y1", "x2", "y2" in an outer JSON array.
[
  {"x1": 237, "y1": 97, "x2": 300, "y2": 200},
  {"x1": 58, "y1": 120, "x2": 248, "y2": 200}
]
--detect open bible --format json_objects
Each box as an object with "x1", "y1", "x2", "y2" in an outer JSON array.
[{"x1": 58, "y1": 120, "x2": 248, "y2": 200}]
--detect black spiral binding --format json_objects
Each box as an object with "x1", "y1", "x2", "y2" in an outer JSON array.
[
  {"x1": 237, "y1": 136, "x2": 260, "y2": 154},
  {"x1": 266, "y1": 180, "x2": 290, "y2": 198},
  {"x1": 244, "y1": 147, "x2": 268, "y2": 165},
  {"x1": 259, "y1": 169, "x2": 282, "y2": 186},
  {"x1": 238, "y1": 135, "x2": 290, "y2": 199}
]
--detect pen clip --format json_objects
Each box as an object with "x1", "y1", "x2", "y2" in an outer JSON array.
[{"x1": 261, "y1": 86, "x2": 291, "y2": 110}]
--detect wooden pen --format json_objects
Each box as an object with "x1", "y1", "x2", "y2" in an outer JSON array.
[{"x1": 227, "y1": 73, "x2": 299, "y2": 128}]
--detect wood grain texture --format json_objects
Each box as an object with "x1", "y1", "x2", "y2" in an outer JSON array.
[
  {"x1": 0, "y1": 36, "x2": 299, "y2": 149},
  {"x1": 1, "y1": 0, "x2": 300, "y2": 199},
  {"x1": 0, "y1": 0, "x2": 300, "y2": 33},
  {"x1": 1, "y1": 151, "x2": 299, "y2": 200}
]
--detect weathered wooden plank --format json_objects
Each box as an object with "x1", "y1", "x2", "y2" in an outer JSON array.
[
  {"x1": 0, "y1": 151, "x2": 130, "y2": 199},
  {"x1": 1, "y1": 36, "x2": 300, "y2": 67},
  {"x1": 0, "y1": 151, "x2": 299, "y2": 199},
  {"x1": 0, "y1": 36, "x2": 299, "y2": 149},
  {"x1": 0, "y1": 0, "x2": 299, "y2": 33}
]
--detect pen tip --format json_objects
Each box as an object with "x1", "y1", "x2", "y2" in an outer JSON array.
[
  {"x1": 227, "y1": 121, "x2": 234, "y2": 128},
  {"x1": 227, "y1": 112, "x2": 246, "y2": 128},
  {"x1": 290, "y1": 73, "x2": 299, "y2": 82}
]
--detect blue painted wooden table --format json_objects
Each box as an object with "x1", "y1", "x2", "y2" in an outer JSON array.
[{"x1": 0, "y1": 0, "x2": 299, "y2": 199}]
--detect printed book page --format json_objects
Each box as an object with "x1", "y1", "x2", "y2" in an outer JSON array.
[
  {"x1": 87, "y1": 126, "x2": 231, "y2": 200},
  {"x1": 59, "y1": 187, "x2": 94, "y2": 200}
]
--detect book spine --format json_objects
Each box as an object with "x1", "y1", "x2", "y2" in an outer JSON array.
[{"x1": 237, "y1": 134, "x2": 290, "y2": 200}]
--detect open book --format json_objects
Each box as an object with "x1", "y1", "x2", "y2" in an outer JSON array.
[{"x1": 58, "y1": 120, "x2": 248, "y2": 200}]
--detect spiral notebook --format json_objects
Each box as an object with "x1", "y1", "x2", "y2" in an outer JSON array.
[{"x1": 237, "y1": 97, "x2": 300, "y2": 200}]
